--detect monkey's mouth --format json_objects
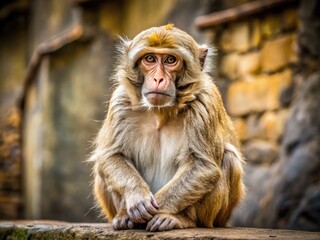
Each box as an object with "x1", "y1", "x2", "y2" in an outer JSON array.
[
  {"x1": 146, "y1": 91, "x2": 172, "y2": 97},
  {"x1": 144, "y1": 92, "x2": 173, "y2": 106}
]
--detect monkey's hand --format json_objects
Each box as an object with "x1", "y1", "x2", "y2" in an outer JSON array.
[
  {"x1": 146, "y1": 213, "x2": 195, "y2": 232},
  {"x1": 112, "y1": 213, "x2": 134, "y2": 230},
  {"x1": 126, "y1": 191, "x2": 159, "y2": 224}
]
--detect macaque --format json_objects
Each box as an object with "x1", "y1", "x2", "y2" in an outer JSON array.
[{"x1": 90, "y1": 24, "x2": 245, "y2": 232}]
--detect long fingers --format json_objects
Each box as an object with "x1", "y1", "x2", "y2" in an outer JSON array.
[
  {"x1": 128, "y1": 199, "x2": 159, "y2": 223},
  {"x1": 112, "y1": 216, "x2": 134, "y2": 230}
]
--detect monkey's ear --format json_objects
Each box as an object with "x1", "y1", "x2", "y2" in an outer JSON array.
[
  {"x1": 199, "y1": 45, "x2": 208, "y2": 71},
  {"x1": 199, "y1": 44, "x2": 216, "y2": 73}
]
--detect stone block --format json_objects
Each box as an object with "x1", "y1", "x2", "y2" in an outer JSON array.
[
  {"x1": 281, "y1": 8, "x2": 299, "y2": 31},
  {"x1": 251, "y1": 19, "x2": 262, "y2": 48},
  {"x1": 246, "y1": 114, "x2": 263, "y2": 139},
  {"x1": 220, "y1": 22, "x2": 250, "y2": 53},
  {"x1": 235, "y1": 110, "x2": 289, "y2": 143},
  {"x1": 261, "y1": 34, "x2": 297, "y2": 72},
  {"x1": 220, "y1": 28, "x2": 233, "y2": 52},
  {"x1": 243, "y1": 140, "x2": 279, "y2": 165},
  {"x1": 260, "y1": 14, "x2": 281, "y2": 39},
  {"x1": 231, "y1": 22, "x2": 251, "y2": 52},
  {"x1": 221, "y1": 50, "x2": 261, "y2": 80},
  {"x1": 260, "y1": 109, "x2": 289, "y2": 142},
  {"x1": 227, "y1": 69, "x2": 292, "y2": 116},
  {"x1": 226, "y1": 77, "x2": 256, "y2": 116},
  {"x1": 264, "y1": 70, "x2": 293, "y2": 110},
  {"x1": 237, "y1": 51, "x2": 261, "y2": 76},
  {"x1": 220, "y1": 53, "x2": 240, "y2": 80}
]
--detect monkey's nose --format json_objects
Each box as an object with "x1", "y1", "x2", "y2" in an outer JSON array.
[{"x1": 154, "y1": 77, "x2": 164, "y2": 86}]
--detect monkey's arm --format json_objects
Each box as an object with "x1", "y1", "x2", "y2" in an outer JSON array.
[
  {"x1": 92, "y1": 86, "x2": 156, "y2": 211},
  {"x1": 155, "y1": 95, "x2": 225, "y2": 214},
  {"x1": 155, "y1": 155, "x2": 222, "y2": 214},
  {"x1": 92, "y1": 87, "x2": 159, "y2": 223},
  {"x1": 94, "y1": 151, "x2": 159, "y2": 223},
  {"x1": 95, "y1": 152, "x2": 148, "y2": 196},
  {"x1": 93, "y1": 87, "x2": 159, "y2": 223}
]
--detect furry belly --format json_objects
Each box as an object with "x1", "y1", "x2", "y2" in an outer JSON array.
[
  {"x1": 127, "y1": 131, "x2": 181, "y2": 193},
  {"x1": 123, "y1": 112, "x2": 184, "y2": 193},
  {"x1": 141, "y1": 160, "x2": 177, "y2": 193}
]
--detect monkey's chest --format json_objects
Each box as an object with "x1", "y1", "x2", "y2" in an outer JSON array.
[{"x1": 124, "y1": 117, "x2": 184, "y2": 193}]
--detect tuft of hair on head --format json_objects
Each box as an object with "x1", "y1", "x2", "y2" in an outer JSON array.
[
  {"x1": 163, "y1": 23, "x2": 175, "y2": 30},
  {"x1": 147, "y1": 30, "x2": 175, "y2": 48},
  {"x1": 146, "y1": 24, "x2": 175, "y2": 47}
]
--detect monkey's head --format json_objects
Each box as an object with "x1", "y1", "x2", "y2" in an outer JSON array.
[{"x1": 116, "y1": 24, "x2": 214, "y2": 108}]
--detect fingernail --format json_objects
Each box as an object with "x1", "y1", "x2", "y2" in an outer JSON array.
[{"x1": 152, "y1": 199, "x2": 159, "y2": 209}]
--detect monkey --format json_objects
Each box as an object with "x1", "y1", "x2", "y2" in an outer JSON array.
[{"x1": 90, "y1": 24, "x2": 245, "y2": 232}]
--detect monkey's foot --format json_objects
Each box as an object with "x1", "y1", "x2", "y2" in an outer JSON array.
[
  {"x1": 146, "y1": 213, "x2": 194, "y2": 232},
  {"x1": 112, "y1": 215, "x2": 134, "y2": 230}
]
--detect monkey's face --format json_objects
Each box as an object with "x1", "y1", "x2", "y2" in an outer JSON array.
[
  {"x1": 139, "y1": 53, "x2": 183, "y2": 107},
  {"x1": 120, "y1": 24, "x2": 212, "y2": 109}
]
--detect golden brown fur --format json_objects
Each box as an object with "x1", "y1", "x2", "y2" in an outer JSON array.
[{"x1": 90, "y1": 24, "x2": 245, "y2": 231}]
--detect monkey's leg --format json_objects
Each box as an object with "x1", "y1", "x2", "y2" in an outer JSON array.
[
  {"x1": 146, "y1": 213, "x2": 196, "y2": 232},
  {"x1": 191, "y1": 176, "x2": 235, "y2": 227},
  {"x1": 190, "y1": 145, "x2": 245, "y2": 228},
  {"x1": 149, "y1": 180, "x2": 229, "y2": 230},
  {"x1": 214, "y1": 145, "x2": 245, "y2": 226},
  {"x1": 93, "y1": 174, "x2": 117, "y2": 221},
  {"x1": 192, "y1": 182, "x2": 226, "y2": 227}
]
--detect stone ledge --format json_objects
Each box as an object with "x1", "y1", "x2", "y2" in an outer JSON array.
[{"x1": 1, "y1": 221, "x2": 320, "y2": 240}]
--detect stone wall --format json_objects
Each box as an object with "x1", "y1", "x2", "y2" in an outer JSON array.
[
  {"x1": 219, "y1": 5, "x2": 298, "y2": 194},
  {"x1": 0, "y1": 0, "x2": 28, "y2": 219},
  {"x1": 197, "y1": 0, "x2": 320, "y2": 231},
  {"x1": 201, "y1": 1, "x2": 299, "y2": 196},
  {"x1": 209, "y1": 4, "x2": 298, "y2": 153}
]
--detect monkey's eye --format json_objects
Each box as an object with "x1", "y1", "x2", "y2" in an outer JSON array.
[
  {"x1": 144, "y1": 54, "x2": 156, "y2": 63},
  {"x1": 165, "y1": 55, "x2": 177, "y2": 65}
]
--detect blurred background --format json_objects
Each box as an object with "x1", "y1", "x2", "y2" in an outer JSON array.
[{"x1": 0, "y1": 0, "x2": 319, "y2": 232}]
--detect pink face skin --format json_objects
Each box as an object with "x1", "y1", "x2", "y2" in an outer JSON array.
[{"x1": 140, "y1": 53, "x2": 183, "y2": 107}]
